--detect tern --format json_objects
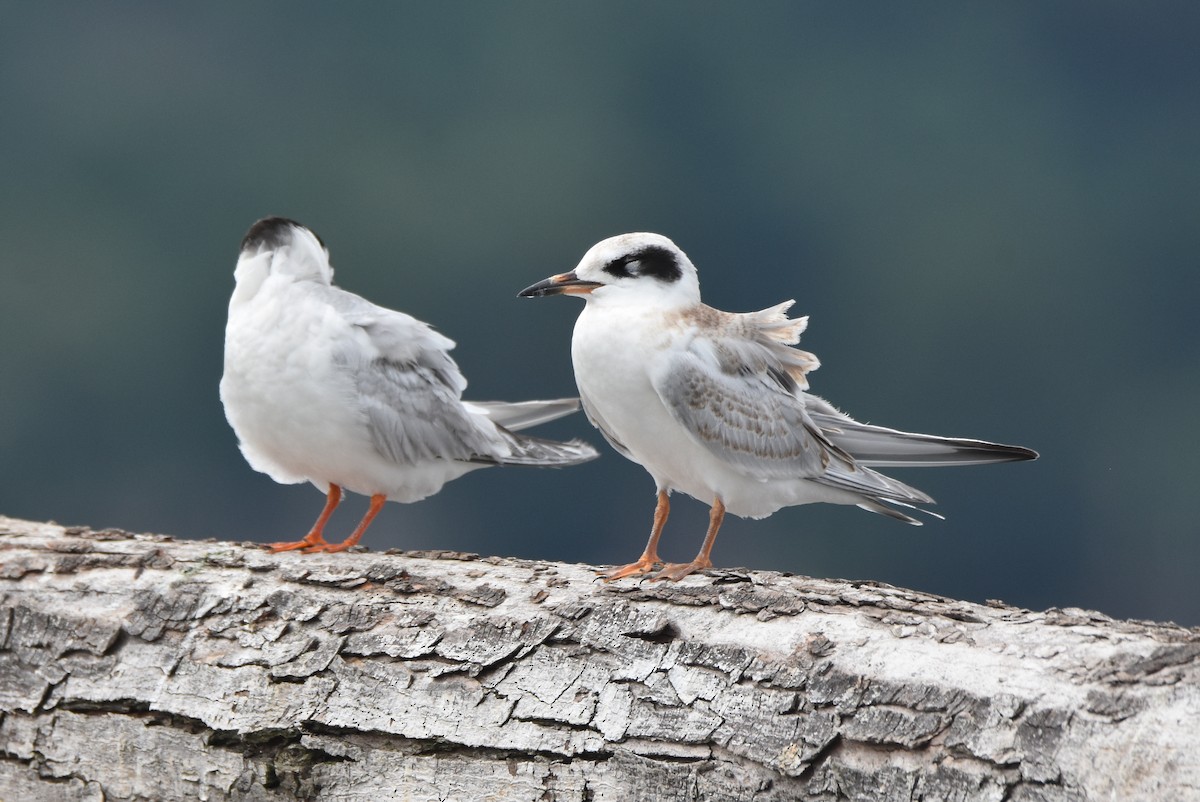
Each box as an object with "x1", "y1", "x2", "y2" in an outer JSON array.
[
  {"x1": 222, "y1": 217, "x2": 598, "y2": 553},
  {"x1": 520, "y1": 232, "x2": 1036, "y2": 581}
]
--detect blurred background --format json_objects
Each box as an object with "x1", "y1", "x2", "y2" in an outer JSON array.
[{"x1": 2, "y1": 3, "x2": 1197, "y2": 625}]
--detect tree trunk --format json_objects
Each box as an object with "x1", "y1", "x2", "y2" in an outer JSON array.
[{"x1": 1, "y1": 515, "x2": 1197, "y2": 801}]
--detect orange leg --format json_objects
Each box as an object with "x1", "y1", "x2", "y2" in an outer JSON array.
[
  {"x1": 306, "y1": 493, "x2": 387, "y2": 554},
  {"x1": 268, "y1": 484, "x2": 343, "y2": 552},
  {"x1": 601, "y1": 491, "x2": 670, "y2": 581},
  {"x1": 652, "y1": 497, "x2": 725, "y2": 582}
]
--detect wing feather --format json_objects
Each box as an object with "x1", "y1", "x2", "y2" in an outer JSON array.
[
  {"x1": 322, "y1": 287, "x2": 503, "y2": 464},
  {"x1": 351, "y1": 356, "x2": 506, "y2": 464},
  {"x1": 803, "y1": 395, "x2": 1038, "y2": 466},
  {"x1": 650, "y1": 303, "x2": 934, "y2": 507},
  {"x1": 651, "y1": 348, "x2": 834, "y2": 480},
  {"x1": 326, "y1": 287, "x2": 597, "y2": 468}
]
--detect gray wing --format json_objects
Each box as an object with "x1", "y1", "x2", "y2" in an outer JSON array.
[
  {"x1": 351, "y1": 355, "x2": 510, "y2": 465},
  {"x1": 649, "y1": 347, "x2": 838, "y2": 480},
  {"x1": 650, "y1": 339, "x2": 933, "y2": 508},
  {"x1": 329, "y1": 287, "x2": 598, "y2": 467},
  {"x1": 328, "y1": 288, "x2": 467, "y2": 393},
  {"x1": 325, "y1": 288, "x2": 505, "y2": 464}
]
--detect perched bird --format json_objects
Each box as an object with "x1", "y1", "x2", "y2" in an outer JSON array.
[
  {"x1": 221, "y1": 217, "x2": 598, "y2": 553},
  {"x1": 519, "y1": 233, "x2": 1037, "y2": 581}
]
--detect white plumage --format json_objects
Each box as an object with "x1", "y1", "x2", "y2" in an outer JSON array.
[
  {"x1": 222, "y1": 217, "x2": 597, "y2": 553},
  {"x1": 520, "y1": 232, "x2": 1036, "y2": 580}
]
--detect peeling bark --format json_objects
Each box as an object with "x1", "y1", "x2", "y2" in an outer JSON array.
[{"x1": 1, "y1": 515, "x2": 1198, "y2": 801}]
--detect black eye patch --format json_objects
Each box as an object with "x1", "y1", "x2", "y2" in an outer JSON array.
[{"x1": 601, "y1": 245, "x2": 682, "y2": 283}]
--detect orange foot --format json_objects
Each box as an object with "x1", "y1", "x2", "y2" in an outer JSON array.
[
  {"x1": 650, "y1": 558, "x2": 712, "y2": 582},
  {"x1": 267, "y1": 533, "x2": 329, "y2": 553},
  {"x1": 301, "y1": 539, "x2": 358, "y2": 554},
  {"x1": 599, "y1": 555, "x2": 661, "y2": 581}
]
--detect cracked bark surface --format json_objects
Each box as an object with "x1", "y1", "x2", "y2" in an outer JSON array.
[{"x1": 1, "y1": 515, "x2": 1198, "y2": 802}]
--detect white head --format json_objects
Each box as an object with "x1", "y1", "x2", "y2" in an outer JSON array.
[
  {"x1": 519, "y1": 232, "x2": 701, "y2": 309},
  {"x1": 232, "y1": 217, "x2": 334, "y2": 300}
]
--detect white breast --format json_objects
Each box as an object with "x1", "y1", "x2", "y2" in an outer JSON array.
[{"x1": 571, "y1": 305, "x2": 725, "y2": 497}]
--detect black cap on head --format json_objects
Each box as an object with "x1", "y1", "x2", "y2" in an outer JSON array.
[{"x1": 241, "y1": 217, "x2": 323, "y2": 253}]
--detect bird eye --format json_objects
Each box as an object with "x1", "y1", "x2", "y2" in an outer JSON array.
[
  {"x1": 630, "y1": 247, "x2": 682, "y2": 283},
  {"x1": 602, "y1": 258, "x2": 634, "y2": 279},
  {"x1": 600, "y1": 246, "x2": 682, "y2": 283}
]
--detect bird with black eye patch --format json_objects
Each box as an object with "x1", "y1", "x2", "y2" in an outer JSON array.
[
  {"x1": 221, "y1": 217, "x2": 599, "y2": 554},
  {"x1": 519, "y1": 233, "x2": 1037, "y2": 581}
]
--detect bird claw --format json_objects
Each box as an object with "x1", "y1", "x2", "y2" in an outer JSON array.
[
  {"x1": 302, "y1": 541, "x2": 355, "y2": 554},
  {"x1": 267, "y1": 542, "x2": 321, "y2": 554},
  {"x1": 598, "y1": 556, "x2": 661, "y2": 581},
  {"x1": 266, "y1": 536, "x2": 327, "y2": 553},
  {"x1": 649, "y1": 560, "x2": 711, "y2": 582}
]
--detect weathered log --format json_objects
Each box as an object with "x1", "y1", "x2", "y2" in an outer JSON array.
[{"x1": 1, "y1": 515, "x2": 1197, "y2": 801}]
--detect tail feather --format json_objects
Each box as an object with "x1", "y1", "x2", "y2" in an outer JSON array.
[
  {"x1": 812, "y1": 462, "x2": 935, "y2": 507},
  {"x1": 817, "y1": 417, "x2": 1038, "y2": 468},
  {"x1": 855, "y1": 499, "x2": 946, "y2": 526},
  {"x1": 497, "y1": 433, "x2": 600, "y2": 467},
  {"x1": 470, "y1": 398, "x2": 582, "y2": 432}
]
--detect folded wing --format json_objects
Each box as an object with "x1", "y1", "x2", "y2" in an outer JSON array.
[{"x1": 333, "y1": 290, "x2": 597, "y2": 468}]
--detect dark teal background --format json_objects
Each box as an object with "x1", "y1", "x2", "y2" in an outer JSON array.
[{"x1": 2, "y1": 4, "x2": 1197, "y2": 624}]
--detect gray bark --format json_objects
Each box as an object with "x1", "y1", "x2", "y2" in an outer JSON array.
[{"x1": 1, "y1": 515, "x2": 1197, "y2": 802}]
